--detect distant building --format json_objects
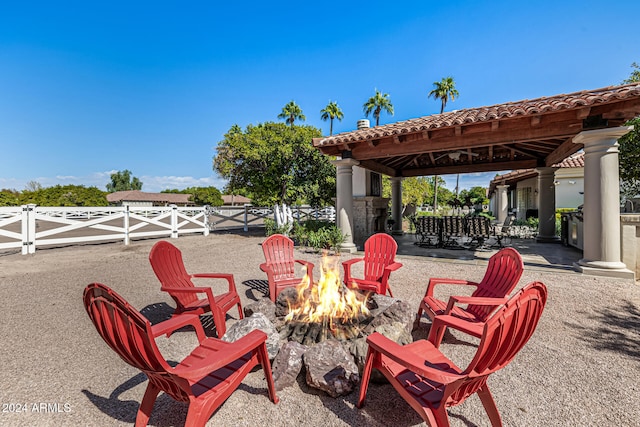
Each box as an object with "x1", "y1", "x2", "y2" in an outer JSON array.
[
  {"x1": 487, "y1": 152, "x2": 584, "y2": 220},
  {"x1": 106, "y1": 190, "x2": 194, "y2": 207},
  {"x1": 221, "y1": 195, "x2": 251, "y2": 206}
]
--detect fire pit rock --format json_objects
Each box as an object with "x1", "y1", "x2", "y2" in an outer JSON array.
[
  {"x1": 271, "y1": 341, "x2": 307, "y2": 391},
  {"x1": 303, "y1": 339, "x2": 360, "y2": 397},
  {"x1": 221, "y1": 312, "x2": 280, "y2": 359}
]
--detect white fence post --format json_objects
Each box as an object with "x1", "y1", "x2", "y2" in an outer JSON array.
[
  {"x1": 171, "y1": 204, "x2": 178, "y2": 238},
  {"x1": 244, "y1": 205, "x2": 248, "y2": 232},
  {"x1": 20, "y1": 204, "x2": 35, "y2": 254},
  {"x1": 203, "y1": 205, "x2": 210, "y2": 236},
  {"x1": 123, "y1": 205, "x2": 130, "y2": 245}
]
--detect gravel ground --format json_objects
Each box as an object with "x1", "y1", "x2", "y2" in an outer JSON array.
[{"x1": 1, "y1": 231, "x2": 639, "y2": 427}]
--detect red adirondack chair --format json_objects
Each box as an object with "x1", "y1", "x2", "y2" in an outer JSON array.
[
  {"x1": 358, "y1": 281, "x2": 547, "y2": 426},
  {"x1": 149, "y1": 240, "x2": 242, "y2": 337},
  {"x1": 342, "y1": 233, "x2": 403, "y2": 297},
  {"x1": 260, "y1": 234, "x2": 314, "y2": 301},
  {"x1": 83, "y1": 283, "x2": 278, "y2": 427},
  {"x1": 416, "y1": 247, "x2": 523, "y2": 346}
]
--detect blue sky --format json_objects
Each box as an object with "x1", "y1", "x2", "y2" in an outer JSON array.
[{"x1": 1, "y1": 1, "x2": 637, "y2": 194}]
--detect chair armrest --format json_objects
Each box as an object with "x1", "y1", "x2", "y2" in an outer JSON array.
[
  {"x1": 342, "y1": 258, "x2": 363, "y2": 269},
  {"x1": 151, "y1": 313, "x2": 206, "y2": 342},
  {"x1": 191, "y1": 273, "x2": 238, "y2": 293},
  {"x1": 342, "y1": 258, "x2": 363, "y2": 286},
  {"x1": 161, "y1": 285, "x2": 219, "y2": 305},
  {"x1": 424, "y1": 278, "x2": 479, "y2": 298},
  {"x1": 366, "y1": 333, "x2": 463, "y2": 384},
  {"x1": 174, "y1": 329, "x2": 267, "y2": 380},
  {"x1": 294, "y1": 259, "x2": 314, "y2": 283},
  {"x1": 384, "y1": 262, "x2": 403, "y2": 273},
  {"x1": 445, "y1": 295, "x2": 509, "y2": 314},
  {"x1": 259, "y1": 262, "x2": 271, "y2": 273}
]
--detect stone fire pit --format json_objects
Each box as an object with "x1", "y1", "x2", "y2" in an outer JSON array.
[{"x1": 222, "y1": 287, "x2": 415, "y2": 397}]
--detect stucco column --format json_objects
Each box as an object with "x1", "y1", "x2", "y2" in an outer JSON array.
[
  {"x1": 390, "y1": 177, "x2": 403, "y2": 235},
  {"x1": 535, "y1": 167, "x2": 560, "y2": 242},
  {"x1": 496, "y1": 185, "x2": 509, "y2": 224},
  {"x1": 573, "y1": 126, "x2": 633, "y2": 279},
  {"x1": 332, "y1": 158, "x2": 359, "y2": 253}
]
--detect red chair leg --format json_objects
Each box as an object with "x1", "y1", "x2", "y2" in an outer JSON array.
[
  {"x1": 357, "y1": 348, "x2": 376, "y2": 408},
  {"x1": 257, "y1": 343, "x2": 280, "y2": 404},
  {"x1": 477, "y1": 385, "x2": 503, "y2": 427},
  {"x1": 135, "y1": 383, "x2": 160, "y2": 427},
  {"x1": 237, "y1": 301, "x2": 244, "y2": 319},
  {"x1": 427, "y1": 323, "x2": 447, "y2": 349}
]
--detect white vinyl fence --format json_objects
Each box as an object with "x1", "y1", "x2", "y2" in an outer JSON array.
[
  {"x1": 0, "y1": 204, "x2": 335, "y2": 255},
  {"x1": 0, "y1": 204, "x2": 209, "y2": 255}
]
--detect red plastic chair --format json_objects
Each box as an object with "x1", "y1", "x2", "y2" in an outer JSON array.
[
  {"x1": 342, "y1": 233, "x2": 403, "y2": 297},
  {"x1": 358, "y1": 282, "x2": 547, "y2": 426},
  {"x1": 416, "y1": 247, "x2": 523, "y2": 346},
  {"x1": 83, "y1": 283, "x2": 278, "y2": 427},
  {"x1": 260, "y1": 234, "x2": 314, "y2": 301},
  {"x1": 149, "y1": 240, "x2": 242, "y2": 337}
]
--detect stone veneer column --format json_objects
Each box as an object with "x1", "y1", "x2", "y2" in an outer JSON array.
[
  {"x1": 495, "y1": 185, "x2": 509, "y2": 224},
  {"x1": 535, "y1": 167, "x2": 560, "y2": 242},
  {"x1": 573, "y1": 126, "x2": 634, "y2": 279},
  {"x1": 332, "y1": 158, "x2": 359, "y2": 253},
  {"x1": 390, "y1": 177, "x2": 403, "y2": 235}
]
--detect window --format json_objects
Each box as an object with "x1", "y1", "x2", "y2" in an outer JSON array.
[{"x1": 370, "y1": 172, "x2": 381, "y2": 197}]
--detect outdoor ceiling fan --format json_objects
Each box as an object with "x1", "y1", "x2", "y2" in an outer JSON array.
[{"x1": 434, "y1": 150, "x2": 480, "y2": 161}]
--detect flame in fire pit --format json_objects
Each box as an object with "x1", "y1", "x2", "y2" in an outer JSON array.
[{"x1": 285, "y1": 254, "x2": 370, "y2": 330}]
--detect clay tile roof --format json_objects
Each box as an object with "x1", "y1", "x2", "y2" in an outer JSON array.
[
  {"x1": 553, "y1": 151, "x2": 585, "y2": 168},
  {"x1": 222, "y1": 195, "x2": 251, "y2": 205},
  {"x1": 315, "y1": 83, "x2": 640, "y2": 146},
  {"x1": 488, "y1": 151, "x2": 585, "y2": 195},
  {"x1": 106, "y1": 190, "x2": 193, "y2": 204}
]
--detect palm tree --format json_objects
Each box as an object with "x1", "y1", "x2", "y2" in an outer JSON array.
[
  {"x1": 428, "y1": 76, "x2": 459, "y2": 114},
  {"x1": 320, "y1": 101, "x2": 344, "y2": 135},
  {"x1": 278, "y1": 101, "x2": 306, "y2": 127},
  {"x1": 363, "y1": 89, "x2": 394, "y2": 126},
  {"x1": 429, "y1": 77, "x2": 460, "y2": 204}
]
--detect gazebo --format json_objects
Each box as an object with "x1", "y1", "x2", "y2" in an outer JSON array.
[{"x1": 313, "y1": 83, "x2": 640, "y2": 279}]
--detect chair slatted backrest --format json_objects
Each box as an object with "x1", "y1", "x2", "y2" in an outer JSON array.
[
  {"x1": 363, "y1": 233, "x2": 398, "y2": 281},
  {"x1": 445, "y1": 282, "x2": 547, "y2": 406},
  {"x1": 467, "y1": 247, "x2": 524, "y2": 320},
  {"x1": 149, "y1": 241, "x2": 198, "y2": 307},
  {"x1": 443, "y1": 216, "x2": 465, "y2": 238},
  {"x1": 467, "y1": 216, "x2": 491, "y2": 238},
  {"x1": 262, "y1": 234, "x2": 296, "y2": 281},
  {"x1": 83, "y1": 283, "x2": 190, "y2": 401},
  {"x1": 423, "y1": 216, "x2": 441, "y2": 235}
]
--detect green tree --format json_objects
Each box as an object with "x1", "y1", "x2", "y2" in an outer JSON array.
[
  {"x1": 619, "y1": 117, "x2": 640, "y2": 199},
  {"x1": 429, "y1": 77, "x2": 460, "y2": 199},
  {"x1": 622, "y1": 62, "x2": 640, "y2": 84},
  {"x1": 106, "y1": 170, "x2": 143, "y2": 192},
  {"x1": 458, "y1": 186, "x2": 489, "y2": 206},
  {"x1": 213, "y1": 122, "x2": 335, "y2": 206},
  {"x1": 382, "y1": 176, "x2": 433, "y2": 209},
  {"x1": 428, "y1": 76, "x2": 459, "y2": 114},
  {"x1": 0, "y1": 189, "x2": 20, "y2": 206},
  {"x1": 162, "y1": 186, "x2": 224, "y2": 206},
  {"x1": 278, "y1": 101, "x2": 306, "y2": 127},
  {"x1": 19, "y1": 185, "x2": 108, "y2": 206},
  {"x1": 363, "y1": 89, "x2": 394, "y2": 126},
  {"x1": 320, "y1": 101, "x2": 344, "y2": 135}
]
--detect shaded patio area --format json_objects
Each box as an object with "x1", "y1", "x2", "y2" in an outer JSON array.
[{"x1": 392, "y1": 233, "x2": 583, "y2": 274}]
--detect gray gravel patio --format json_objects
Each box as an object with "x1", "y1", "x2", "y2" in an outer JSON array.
[{"x1": 0, "y1": 231, "x2": 639, "y2": 426}]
